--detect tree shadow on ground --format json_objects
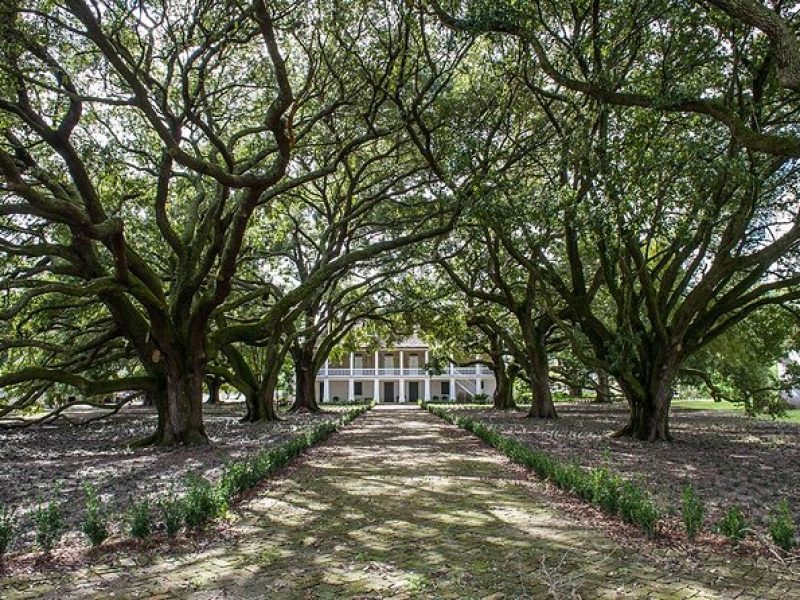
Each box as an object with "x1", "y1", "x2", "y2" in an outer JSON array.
[{"x1": 3, "y1": 408, "x2": 797, "y2": 599}]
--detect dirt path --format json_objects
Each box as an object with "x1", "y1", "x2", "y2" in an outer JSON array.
[{"x1": 1, "y1": 405, "x2": 797, "y2": 599}]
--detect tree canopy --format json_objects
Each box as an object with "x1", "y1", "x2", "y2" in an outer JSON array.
[{"x1": 2, "y1": 0, "x2": 800, "y2": 444}]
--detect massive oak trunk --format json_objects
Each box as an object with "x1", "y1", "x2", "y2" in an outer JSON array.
[
  {"x1": 239, "y1": 342, "x2": 283, "y2": 423},
  {"x1": 614, "y1": 353, "x2": 679, "y2": 441},
  {"x1": 290, "y1": 343, "x2": 319, "y2": 412},
  {"x1": 136, "y1": 364, "x2": 209, "y2": 446},
  {"x1": 492, "y1": 361, "x2": 517, "y2": 410},
  {"x1": 206, "y1": 376, "x2": 221, "y2": 404},
  {"x1": 593, "y1": 369, "x2": 612, "y2": 403},
  {"x1": 161, "y1": 364, "x2": 209, "y2": 445},
  {"x1": 527, "y1": 363, "x2": 557, "y2": 418},
  {"x1": 520, "y1": 318, "x2": 557, "y2": 419},
  {"x1": 244, "y1": 383, "x2": 279, "y2": 422}
]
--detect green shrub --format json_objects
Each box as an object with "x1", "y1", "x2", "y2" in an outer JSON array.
[
  {"x1": 0, "y1": 505, "x2": 15, "y2": 560},
  {"x1": 219, "y1": 460, "x2": 258, "y2": 500},
  {"x1": 590, "y1": 468, "x2": 622, "y2": 514},
  {"x1": 768, "y1": 499, "x2": 796, "y2": 551},
  {"x1": 183, "y1": 474, "x2": 225, "y2": 529},
  {"x1": 33, "y1": 488, "x2": 65, "y2": 552},
  {"x1": 717, "y1": 505, "x2": 747, "y2": 542},
  {"x1": 159, "y1": 493, "x2": 185, "y2": 538},
  {"x1": 128, "y1": 499, "x2": 152, "y2": 539},
  {"x1": 681, "y1": 484, "x2": 705, "y2": 540},
  {"x1": 81, "y1": 483, "x2": 109, "y2": 547},
  {"x1": 619, "y1": 481, "x2": 660, "y2": 535}
]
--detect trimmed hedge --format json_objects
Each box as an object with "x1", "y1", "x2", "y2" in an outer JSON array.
[
  {"x1": 163, "y1": 402, "x2": 374, "y2": 532},
  {"x1": 421, "y1": 401, "x2": 661, "y2": 535}
]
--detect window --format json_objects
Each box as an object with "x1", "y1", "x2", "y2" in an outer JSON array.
[
  {"x1": 354, "y1": 381, "x2": 363, "y2": 396},
  {"x1": 441, "y1": 381, "x2": 450, "y2": 396}
]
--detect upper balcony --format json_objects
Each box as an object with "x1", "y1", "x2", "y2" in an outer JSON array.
[{"x1": 321, "y1": 365, "x2": 490, "y2": 377}]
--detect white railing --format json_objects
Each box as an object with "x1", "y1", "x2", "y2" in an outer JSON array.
[
  {"x1": 322, "y1": 366, "x2": 490, "y2": 377},
  {"x1": 451, "y1": 366, "x2": 480, "y2": 375},
  {"x1": 326, "y1": 368, "x2": 350, "y2": 376},
  {"x1": 378, "y1": 368, "x2": 401, "y2": 376}
]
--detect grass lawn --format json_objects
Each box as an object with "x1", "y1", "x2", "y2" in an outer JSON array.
[{"x1": 672, "y1": 397, "x2": 800, "y2": 423}]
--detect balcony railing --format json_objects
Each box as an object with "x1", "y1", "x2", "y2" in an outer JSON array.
[
  {"x1": 322, "y1": 365, "x2": 490, "y2": 377},
  {"x1": 403, "y1": 367, "x2": 427, "y2": 376},
  {"x1": 377, "y1": 368, "x2": 401, "y2": 375},
  {"x1": 326, "y1": 368, "x2": 351, "y2": 376}
]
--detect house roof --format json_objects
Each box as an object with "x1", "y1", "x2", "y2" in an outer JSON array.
[{"x1": 394, "y1": 335, "x2": 427, "y2": 349}]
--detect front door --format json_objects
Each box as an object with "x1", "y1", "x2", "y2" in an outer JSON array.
[
  {"x1": 383, "y1": 381, "x2": 395, "y2": 403},
  {"x1": 408, "y1": 381, "x2": 419, "y2": 402}
]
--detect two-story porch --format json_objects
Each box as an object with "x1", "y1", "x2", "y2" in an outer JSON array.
[{"x1": 317, "y1": 344, "x2": 496, "y2": 403}]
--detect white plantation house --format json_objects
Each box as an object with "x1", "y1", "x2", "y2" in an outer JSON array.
[{"x1": 317, "y1": 337, "x2": 496, "y2": 403}]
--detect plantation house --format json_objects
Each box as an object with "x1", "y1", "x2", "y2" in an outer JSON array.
[{"x1": 318, "y1": 337, "x2": 496, "y2": 403}]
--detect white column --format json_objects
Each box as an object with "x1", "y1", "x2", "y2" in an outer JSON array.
[
  {"x1": 348, "y1": 378, "x2": 355, "y2": 400},
  {"x1": 349, "y1": 352, "x2": 354, "y2": 375},
  {"x1": 399, "y1": 350, "x2": 404, "y2": 376},
  {"x1": 324, "y1": 359, "x2": 329, "y2": 376},
  {"x1": 374, "y1": 350, "x2": 380, "y2": 375},
  {"x1": 424, "y1": 350, "x2": 430, "y2": 371},
  {"x1": 398, "y1": 379, "x2": 405, "y2": 403},
  {"x1": 475, "y1": 377, "x2": 481, "y2": 397},
  {"x1": 449, "y1": 376, "x2": 456, "y2": 400},
  {"x1": 373, "y1": 379, "x2": 380, "y2": 402},
  {"x1": 424, "y1": 377, "x2": 431, "y2": 401},
  {"x1": 323, "y1": 379, "x2": 330, "y2": 402}
]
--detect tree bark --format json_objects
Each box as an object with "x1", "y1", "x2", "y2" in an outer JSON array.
[
  {"x1": 134, "y1": 366, "x2": 209, "y2": 446},
  {"x1": 527, "y1": 366, "x2": 557, "y2": 418},
  {"x1": 290, "y1": 343, "x2": 320, "y2": 412},
  {"x1": 206, "y1": 376, "x2": 221, "y2": 404},
  {"x1": 614, "y1": 356, "x2": 678, "y2": 441},
  {"x1": 593, "y1": 369, "x2": 612, "y2": 403},
  {"x1": 492, "y1": 361, "x2": 517, "y2": 410},
  {"x1": 159, "y1": 365, "x2": 209, "y2": 445},
  {"x1": 521, "y1": 320, "x2": 557, "y2": 419},
  {"x1": 244, "y1": 384, "x2": 279, "y2": 422},
  {"x1": 240, "y1": 343, "x2": 283, "y2": 423}
]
